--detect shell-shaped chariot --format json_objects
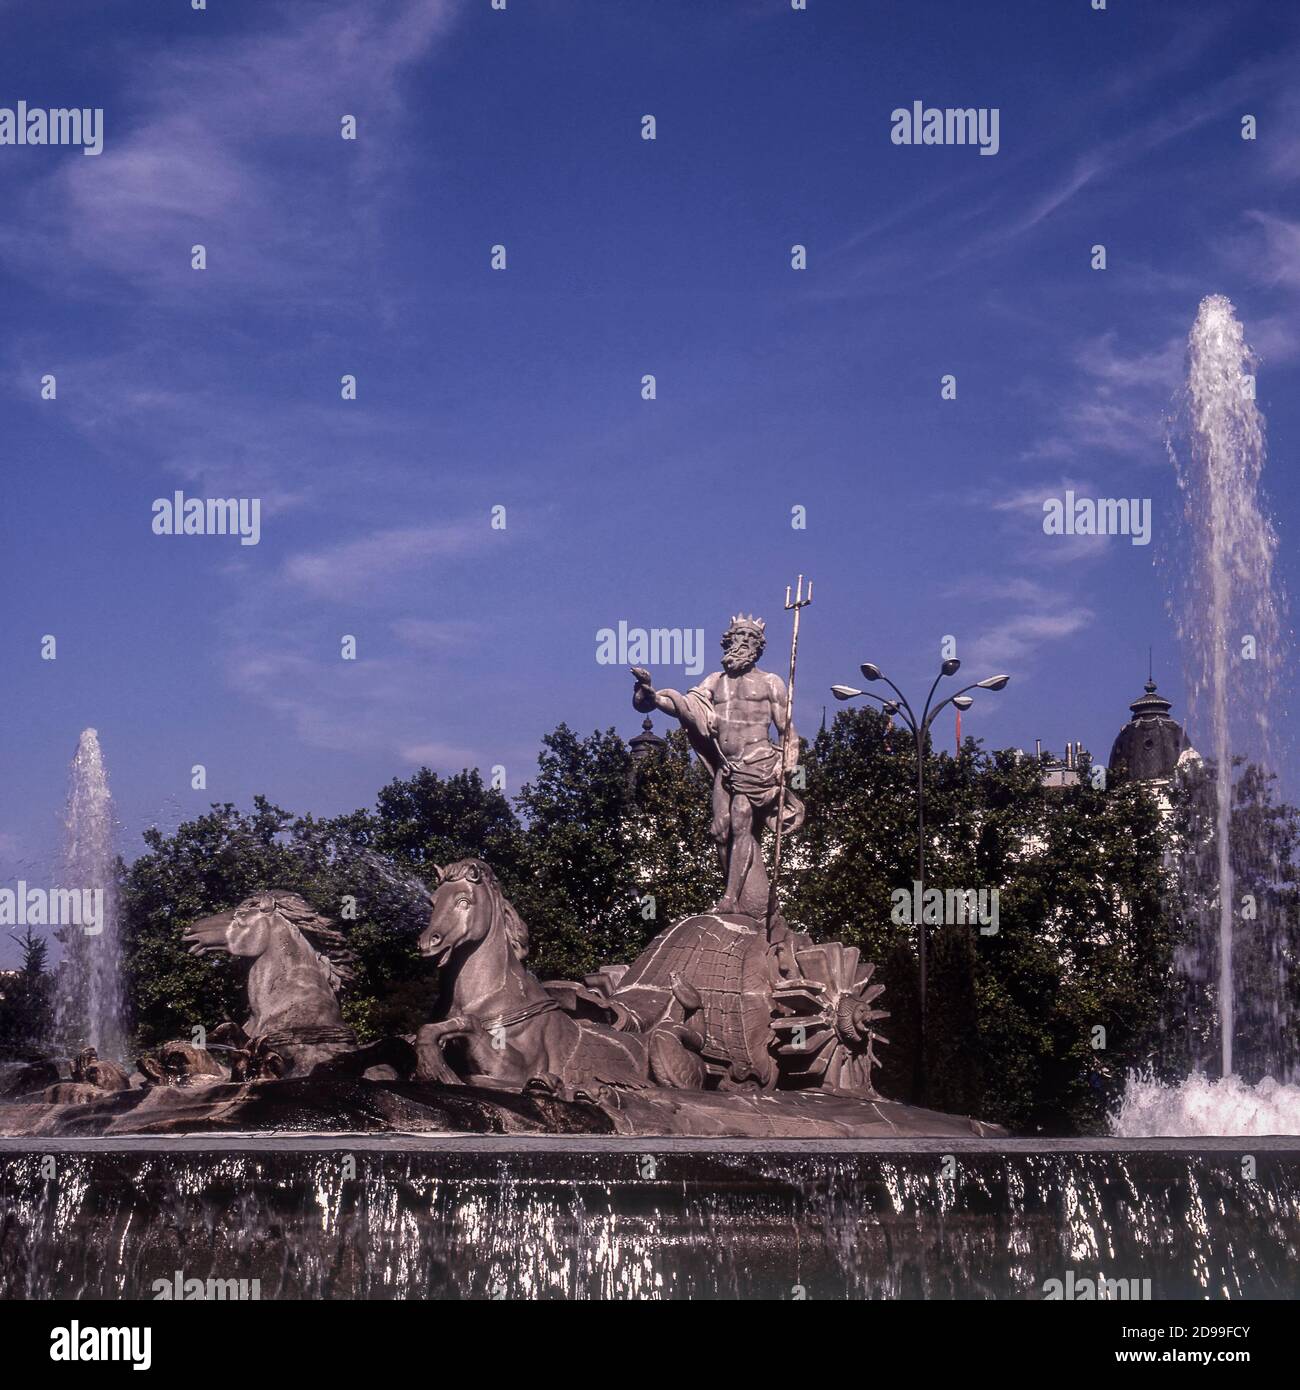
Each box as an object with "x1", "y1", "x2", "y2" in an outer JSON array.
[{"x1": 563, "y1": 913, "x2": 889, "y2": 1096}]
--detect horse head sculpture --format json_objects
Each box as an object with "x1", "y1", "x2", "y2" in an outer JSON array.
[
  {"x1": 419, "y1": 859, "x2": 527, "y2": 967},
  {"x1": 184, "y1": 890, "x2": 359, "y2": 1075}
]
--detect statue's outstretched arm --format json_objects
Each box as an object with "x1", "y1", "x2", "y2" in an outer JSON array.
[{"x1": 631, "y1": 667, "x2": 691, "y2": 721}]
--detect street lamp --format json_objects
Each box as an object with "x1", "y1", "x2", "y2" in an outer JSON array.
[{"x1": 831, "y1": 658, "x2": 1010, "y2": 1101}]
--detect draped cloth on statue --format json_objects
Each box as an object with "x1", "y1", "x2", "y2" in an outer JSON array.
[{"x1": 676, "y1": 685, "x2": 805, "y2": 837}]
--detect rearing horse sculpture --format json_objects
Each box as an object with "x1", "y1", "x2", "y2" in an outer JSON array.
[
  {"x1": 416, "y1": 859, "x2": 706, "y2": 1097},
  {"x1": 184, "y1": 891, "x2": 359, "y2": 1077}
]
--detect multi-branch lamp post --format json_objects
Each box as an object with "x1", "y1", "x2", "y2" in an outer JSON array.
[{"x1": 831, "y1": 659, "x2": 1010, "y2": 1100}]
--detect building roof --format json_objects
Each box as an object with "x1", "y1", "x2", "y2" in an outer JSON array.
[
  {"x1": 1107, "y1": 677, "x2": 1192, "y2": 783},
  {"x1": 629, "y1": 717, "x2": 666, "y2": 760}
]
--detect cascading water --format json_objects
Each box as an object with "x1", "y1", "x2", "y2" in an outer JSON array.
[
  {"x1": 1114, "y1": 295, "x2": 1298, "y2": 1136},
  {"x1": 2, "y1": 1142, "x2": 1298, "y2": 1299},
  {"x1": 52, "y1": 729, "x2": 126, "y2": 1062}
]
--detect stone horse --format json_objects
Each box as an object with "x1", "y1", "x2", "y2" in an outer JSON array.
[
  {"x1": 184, "y1": 891, "x2": 360, "y2": 1077},
  {"x1": 415, "y1": 859, "x2": 707, "y2": 1098}
]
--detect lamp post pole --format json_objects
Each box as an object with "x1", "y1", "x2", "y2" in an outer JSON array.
[{"x1": 831, "y1": 660, "x2": 1010, "y2": 1103}]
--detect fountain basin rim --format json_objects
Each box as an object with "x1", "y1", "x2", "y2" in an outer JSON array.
[{"x1": 3, "y1": 1134, "x2": 1299, "y2": 1156}]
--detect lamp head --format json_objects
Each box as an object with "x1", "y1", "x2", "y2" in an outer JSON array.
[
  {"x1": 941, "y1": 658, "x2": 962, "y2": 677},
  {"x1": 952, "y1": 694, "x2": 974, "y2": 710},
  {"x1": 859, "y1": 663, "x2": 883, "y2": 682},
  {"x1": 977, "y1": 674, "x2": 1011, "y2": 691},
  {"x1": 831, "y1": 685, "x2": 862, "y2": 701}
]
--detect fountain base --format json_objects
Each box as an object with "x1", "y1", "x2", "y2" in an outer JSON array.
[
  {"x1": 0, "y1": 1073, "x2": 998, "y2": 1139},
  {"x1": 2, "y1": 1137, "x2": 1297, "y2": 1299}
]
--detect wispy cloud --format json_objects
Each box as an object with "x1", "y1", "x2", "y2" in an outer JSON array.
[
  {"x1": 1240, "y1": 211, "x2": 1300, "y2": 292},
  {"x1": 217, "y1": 517, "x2": 503, "y2": 761},
  {"x1": 226, "y1": 639, "x2": 486, "y2": 770},
  {"x1": 971, "y1": 476, "x2": 1109, "y2": 566},
  {"x1": 975, "y1": 45, "x2": 1297, "y2": 263},
  {"x1": 1021, "y1": 330, "x2": 1184, "y2": 467},
  {"x1": 281, "y1": 522, "x2": 496, "y2": 601},
  {"x1": 0, "y1": 0, "x2": 459, "y2": 302},
  {"x1": 0, "y1": 0, "x2": 469, "y2": 519},
  {"x1": 953, "y1": 575, "x2": 1096, "y2": 673},
  {"x1": 822, "y1": 30, "x2": 1300, "y2": 298},
  {"x1": 397, "y1": 739, "x2": 483, "y2": 768},
  {"x1": 964, "y1": 606, "x2": 1095, "y2": 673},
  {"x1": 391, "y1": 617, "x2": 482, "y2": 649}
]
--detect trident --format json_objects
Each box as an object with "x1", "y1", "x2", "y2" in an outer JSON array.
[{"x1": 765, "y1": 575, "x2": 811, "y2": 963}]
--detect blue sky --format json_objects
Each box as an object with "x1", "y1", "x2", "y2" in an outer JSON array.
[{"x1": 3, "y1": 0, "x2": 1300, "y2": 963}]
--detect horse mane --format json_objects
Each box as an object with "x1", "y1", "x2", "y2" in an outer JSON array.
[
  {"x1": 439, "y1": 859, "x2": 529, "y2": 962},
  {"x1": 238, "y1": 890, "x2": 357, "y2": 988}
]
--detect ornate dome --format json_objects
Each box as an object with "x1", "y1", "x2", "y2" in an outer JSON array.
[
  {"x1": 1107, "y1": 677, "x2": 1191, "y2": 783},
  {"x1": 628, "y1": 716, "x2": 666, "y2": 762}
]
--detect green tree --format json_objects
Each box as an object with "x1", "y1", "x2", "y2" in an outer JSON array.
[
  {"x1": 512, "y1": 725, "x2": 642, "y2": 980},
  {"x1": 785, "y1": 707, "x2": 919, "y2": 1100},
  {"x1": 1161, "y1": 757, "x2": 1300, "y2": 1084},
  {"x1": 369, "y1": 767, "x2": 525, "y2": 882},
  {"x1": 624, "y1": 728, "x2": 719, "y2": 935},
  {"x1": 786, "y1": 708, "x2": 1175, "y2": 1132},
  {"x1": 509, "y1": 724, "x2": 726, "y2": 980},
  {"x1": 0, "y1": 924, "x2": 53, "y2": 1055}
]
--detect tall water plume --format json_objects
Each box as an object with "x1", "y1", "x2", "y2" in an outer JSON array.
[
  {"x1": 52, "y1": 729, "x2": 126, "y2": 1060},
  {"x1": 1171, "y1": 295, "x2": 1288, "y2": 1081},
  {"x1": 1112, "y1": 296, "x2": 1300, "y2": 1136}
]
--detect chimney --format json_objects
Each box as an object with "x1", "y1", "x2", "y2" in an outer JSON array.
[{"x1": 1035, "y1": 738, "x2": 1042, "y2": 760}]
